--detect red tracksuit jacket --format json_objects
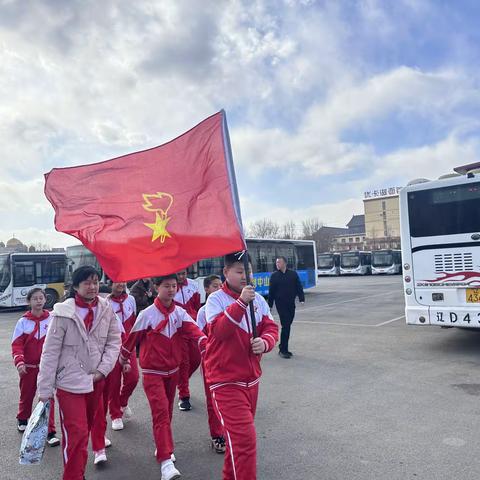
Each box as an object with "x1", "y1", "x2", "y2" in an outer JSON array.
[
  {"x1": 11, "y1": 311, "x2": 52, "y2": 368},
  {"x1": 204, "y1": 283, "x2": 279, "y2": 389},
  {"x1": 120, "y1": 301, "x2": 207, "y2": 376},
  {"x1": 174, "y1": 279, "x2": 201, "y2": 320},
  {"x1": 108, "y1": 293, "x2": 137, "y2": 337}
]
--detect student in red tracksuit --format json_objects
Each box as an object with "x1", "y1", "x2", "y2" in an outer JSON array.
[
  {"x1": 90, "y1": 305, "x2": 129, "y2": 464},
  {"x1": 11, "y1": 288, "x2": 60, "y2": 446},
  {"x1": 204, "y1": 253, "x2": 279, "y2": 480},
  {"x1": 174, "y1": 268, "x2": 201, "y2": 411},
  {"x1": 38, "y1": 266, "x2": 121, "y2": 480},
  {"x1": 196, "y1": 274, "x2": 225, "y2": 454},
  {"x1": 106, "y1": 282, "x2": 139, "y2": 430},
  {"x1": 119, "y1": 274, "x2": 207, "y2": 480}
]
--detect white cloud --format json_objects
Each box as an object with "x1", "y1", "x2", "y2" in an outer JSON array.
[{"x1": 1, "y1": 0, "x2": 480, "y2": 247}]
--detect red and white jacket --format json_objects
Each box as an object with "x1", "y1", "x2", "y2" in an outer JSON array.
[
  {"x1": 197, "y1": 305, "x2": 207, "y2": 333},
  {"x1": 120, "y1": 299, "x2": 207, "y2": 377},
  {"x1": 11, "y1": 310, "x2": 52, "y2": 368},
  {"x1": 204, "y1": 283, "x2": 279, "y2": 390},
  {"x1": 174, "y1": 278, "x2": 201, "y2": 320},
  {"x1": 108, "y1": 293, "x2": 137, "y2": 339}
]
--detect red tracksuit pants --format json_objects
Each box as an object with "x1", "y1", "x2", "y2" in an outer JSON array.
[
  {"x1": 17, "y1": 366, "x2": 56, "y2": 433},
  {"x1": 212, "y1": 384, "x2": 259, "y2": 480},
  {"x1": 106, "y1": 353, "x2": 139, "y2": 420},
  {"x1": 201, "y1": 362, "x2": 223, "y2": 438},
  {"x1": 57, "y1": 379, "x2": 105, "y2": 480},
  {"x1": 143, "y1": 372, "x2": 179, "y2": 463},
  {"x1": 178, "y1": 338, "x2": 201, "y2": 399}
]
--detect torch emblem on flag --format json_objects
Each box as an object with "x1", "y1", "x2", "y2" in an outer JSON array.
[{"x1": 142, "y1": 192, "x2": 174, "y2": 243}]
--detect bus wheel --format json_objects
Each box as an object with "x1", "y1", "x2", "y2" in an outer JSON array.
[{"x1": 44, "y1": 288, "x2": 59, "y2": 309}]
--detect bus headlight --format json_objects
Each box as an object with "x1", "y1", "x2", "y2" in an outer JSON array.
[
  {"x1": 406, "y1": 288, "x2": 412, "y2": 295},
  {"x1": 404, "y1": 264, "x2": 410, "y2": 270}
]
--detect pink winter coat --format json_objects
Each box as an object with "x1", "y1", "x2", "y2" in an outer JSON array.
[{"x1": 37, "y1": 296, "x2": 121, "y2": 399}]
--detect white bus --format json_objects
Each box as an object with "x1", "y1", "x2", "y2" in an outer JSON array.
[
  {"x1": 340, "y1": 251, "x2": 372, "y2": 275},
  {"x1": 0, "y1": 252, "x2": 66, "y2": 308},
  {"x1": 317, "y1": 252, "x2": 340, "y2": 276},
  {"x1": 400, "y1": 162, "x2": 480, "y2": 328},
  {"x1": 371, "y1": 249, "x2": 402, "y2": 275}
]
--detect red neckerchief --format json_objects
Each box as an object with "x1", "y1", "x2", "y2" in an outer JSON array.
[
  {"x1": 74, "y1": 294, "x2": 99, "y2": 332},
  {"x1": 24, "y1": 310, "x2": 49, "y2": 342},
  {"x1": 221, "y1": 281, "x2": 242, "y2": 300},
  {"x1": 153, "y1": 297, "x2": 175, "y2": 332},
  {"x1": 110, "y1": 293, "x2": 128, "y2": 318}
]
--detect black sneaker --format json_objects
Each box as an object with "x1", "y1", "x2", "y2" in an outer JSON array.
[
  {"x1": 178, "y1": 398, "x2": 191, "y2": 411},
  {"x1": 211, "y1": 436, "x2": 226, "y2": 454},
  {"x1": 287, "y1": 351, "x2": 293, "y2": 357},
  {"x1": 17, "y1": 419, "x2": 28, "y2": 432},
  {"x1": 278, "y1": 351, "x2": 290, "y2": 359}
]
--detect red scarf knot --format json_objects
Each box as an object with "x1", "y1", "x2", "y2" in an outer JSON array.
[
  {"x1": 75, "y1": 294, "x2": 99, "y2": 332},
  {"x1": 153, "y1": 297, "x2": 175, "y2": 333}
]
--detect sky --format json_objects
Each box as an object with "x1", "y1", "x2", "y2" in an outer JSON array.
[{"x1": 1, "y1": 0, "x2": 480, "y2": 247}]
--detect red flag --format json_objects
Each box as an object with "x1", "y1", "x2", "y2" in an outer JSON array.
[{"x1": 44, "y1": 111, "x2": 246, "y2": 281}]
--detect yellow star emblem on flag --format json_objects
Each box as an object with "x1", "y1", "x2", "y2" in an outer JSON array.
[{"x1": 142, "y1": 192, "x2": 173, "y2": 243}]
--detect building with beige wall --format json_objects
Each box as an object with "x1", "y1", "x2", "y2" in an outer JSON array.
[{"x1": 363, "y1": 193, "x2": 400, "y2": 250}]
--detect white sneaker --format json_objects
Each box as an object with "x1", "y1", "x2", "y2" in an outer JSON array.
[
  {"x1": 121, "y1": 405, "x2": 133, "y2": 419},
  {"x1": 94, "y1": 449, "x2": 107, "y2": 465},
  {"x1": 104, "y1": 437, "x2": 112, "y2": 448},
  {"x1": 111, "y1": 418, "x2": 124, "y2": 431},
  {"x1": 161, "y1": 459, "x2": 181, "y2": 480}
]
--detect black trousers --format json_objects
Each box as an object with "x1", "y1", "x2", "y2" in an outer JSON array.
[{"x1": 276, "y1": 303, "x2": 296, "y2": 353}]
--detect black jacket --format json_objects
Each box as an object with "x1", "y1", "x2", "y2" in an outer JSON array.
[{"x1": 268, "y1": 269, "x2": 305, "y2": 308}]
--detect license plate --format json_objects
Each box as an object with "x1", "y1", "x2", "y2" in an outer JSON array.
[{"x1": 466, "y1": 288, "x2": 480, "y2": 303}]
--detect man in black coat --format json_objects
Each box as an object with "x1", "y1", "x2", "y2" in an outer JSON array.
[{"x1": 268, "y1": 256, "x2": 305, "y2": 358}]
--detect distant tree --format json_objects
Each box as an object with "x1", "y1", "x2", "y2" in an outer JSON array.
[
  {"x1": 28, "y1": 245, "x2": 36, "y2": 252},
  {"x1": 301, "y1": 218, "x2": 323, "y2": 239},
  {"x1": 0, "y1": 241, "x2": 4, "y2": 248},
  {"x1": 248, "y1": 219, "x2": 280, "y2": 239},
  {"x1": 32, "y1": 242, "x2": 51, "y2": 252},
  {"x1": 281, "y1": 220, "x2": 296, "y2": 239}
]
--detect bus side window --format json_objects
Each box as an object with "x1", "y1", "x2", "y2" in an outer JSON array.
[{"x1": 13, "y1": 261, "x2": 35, "y2": 287}]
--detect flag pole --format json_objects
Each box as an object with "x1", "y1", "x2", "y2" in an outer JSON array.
[
  {"x1": 221, "y1": 110, "x2": 257, "y2": 337},
  {"x1": 241, "y1": 252, "x2": 257, "y2": 338}
]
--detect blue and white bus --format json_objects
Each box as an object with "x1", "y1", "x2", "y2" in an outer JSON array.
[
  {"x1": 317, "y1": 252, "x2": 340, "y2": 276},
  {"x1": 371, "y1": 250, "x2": 402, "y2": 275},
  {"x1": 188, "y1": 238, "x2": 318, "y2": 300},
  {"x1": 340, "y1": 251, "x2": 372, "y2": 275}
]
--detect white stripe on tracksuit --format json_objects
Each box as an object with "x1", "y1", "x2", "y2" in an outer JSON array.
[
  {"x1": 59, "y1": 407, "x2": 68, "y2": 464},
  {"x1": 212, "y1": 391, "x2": 237, "y2": 480}
]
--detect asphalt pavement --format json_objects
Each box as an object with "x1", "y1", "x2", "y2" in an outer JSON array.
[{"x1": 2, "y1": 275, "x2": 480, "y2": 479}]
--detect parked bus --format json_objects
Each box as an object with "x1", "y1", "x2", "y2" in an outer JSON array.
[
  {"x1": 371, "y1": 249, "x2": 402, "y2": 275},
  {"x1": 65, "y1": 245, "x2": 110, "y2": 293},
  {"x1": 400, "y1": 162, "x2": 480, "y2": 328},
  {"x1": 188, "y1": 238, "x2": 318, "y2": 300},
  {"x1": 317, "y1": 252, "x2": 340, "y2": 276},
  {"x1": 340, "y1": 251, "x2": 372, "y2": 275},
  {"x1": 0, "y1": 252, "x2": 66, "y2": 308}
]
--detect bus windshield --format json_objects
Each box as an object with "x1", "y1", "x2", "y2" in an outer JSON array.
[
  {"x1": 65, "y1": 248, "x2": 100, "y2": 285},
  {"x1": 372, "y1": 252, "x2": 393, "y2": 267},
  {"x1": 341, "y1": 254, "x2": 360, "y2": 268},
  {"x1": 0, "y1": 255, "x2": 10, "y2": 293},
  {"x1": 408, "y1": 182, "x2": 480, "y2": 237},
  {"x1": 318, "y1": 255, "x2": 334, "y2": 268}
]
